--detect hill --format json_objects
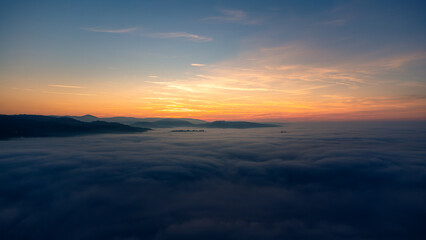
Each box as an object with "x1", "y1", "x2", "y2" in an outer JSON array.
[
  {"x1": 0, "y1": 115, "x2": 150, "y2": 140},
  {"x1": 57, "y1": 115, "x2": 280, "y2": 129},
  {"x1": 66, "y1": 115, "x2": 207, "y2": 125}
]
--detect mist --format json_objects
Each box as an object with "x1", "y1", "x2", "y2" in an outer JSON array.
[{"x1": 1, "y1": 122, "x2": 425, "y2": 239}]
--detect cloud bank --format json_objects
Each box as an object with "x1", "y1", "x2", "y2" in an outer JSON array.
[{"x1": 0, "y1": 123, "x2": 425, "y2": 239}]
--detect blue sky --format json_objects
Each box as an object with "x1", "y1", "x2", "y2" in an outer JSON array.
[{"x1": 0, "y1": 0, "x2": 425, "y2": 120}]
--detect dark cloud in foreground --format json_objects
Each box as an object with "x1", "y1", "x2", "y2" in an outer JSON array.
[{"x1": 0, "y1": 122, "x2": 425, "y2": 239}]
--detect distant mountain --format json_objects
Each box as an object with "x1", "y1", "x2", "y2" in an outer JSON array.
[
  {"x1": 199, "y1": 121, "x2": 279, "y2": 129},
  {"x1": 69, "y1": 114, "x2": 99, "y2": 122},
  {"x1": 134, "y1": 119, "x2": 279, "y2": 128},
  {"x1": 66, "y1": 115, "x2": 207, "y2": 125},
  {"x1": 0, "y1": 115, "x2": 150, "y2": 140},
  {"x1": 146, "y1": 118, "x2": 207, "y2": 125},
  {"x1": 57, "y1": 115, "x2": 280, "y2": 129},
  {"x1": 133, "y1": 119, "x2": 195, "y2": 128}
]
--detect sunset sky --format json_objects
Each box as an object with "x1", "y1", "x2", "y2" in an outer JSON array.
[{"x1": 1, "y1": 0, "x2": 425, "y2": 121}]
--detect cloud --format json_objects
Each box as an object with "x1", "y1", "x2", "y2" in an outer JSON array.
[
  {"x1": 191, "y1": 63, "x2": 206, "y2": 67},
  {"x1": 198, "y1": 84, "x2": 269, "y2": 92},
  {"x1": 82, "y1": 27, "x2": 138, "y2": 33},
  {"x1": 48, "y1": 84, "x2": 85, "y2": 89},
  {"x1": 148, "y1": 75, "x2": 159, "y2": 78},
  {"x1": 82, "y1": 27, "x2": 212, "y2": 42},
  {"x1": 205, "y1": 9, "x2": 261, "y2": 25},
  {"x1": 147, "y1": 32, "x2": 212, "y2": 42},
  {"x1": 376, "y1": 52, "x2": 426, "y2": 69},
  {"x1": 42, "y1": 91, "x2": 95, "y2": 96},
  {"x1": 0, "y1": 124, "x2": 425, "y2": 239},
  {"x1": 136, "y1": 44, "x2": 425, "y2": 120}
]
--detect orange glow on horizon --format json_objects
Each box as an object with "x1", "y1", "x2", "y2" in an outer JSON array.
[{"x1": 1, "y1": 45, "x2": 425, "y2": 121}]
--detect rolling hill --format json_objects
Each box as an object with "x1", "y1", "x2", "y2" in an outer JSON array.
[{"x1": 0, "y1": 115, "x2": 150, "y2": 140}]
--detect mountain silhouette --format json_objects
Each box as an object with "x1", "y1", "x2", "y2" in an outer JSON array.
[
  {"x1": 0, "y1": 115, "x2": 150, "y2": 140},
  {"x1": 67, "y1": 115, "x2": 207, "y2": 125},
  {"x1": 33, "y1": 115, "x2": 280, "y2": 130},
  {"x1": 133, "y1": 119, "x2": 195, "y2": 128},
  {"x1": 133, "y1": 120, "x2": 279, "y2": 128}
]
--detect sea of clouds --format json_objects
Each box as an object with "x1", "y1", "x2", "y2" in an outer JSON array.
[{"x1": 0, "y1": 122, "x2": 425, "y2": 239}]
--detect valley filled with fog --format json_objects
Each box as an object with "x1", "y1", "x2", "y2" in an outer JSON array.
[{"x1": 1, "y1": 122, "x2": 425, "y2": 239}]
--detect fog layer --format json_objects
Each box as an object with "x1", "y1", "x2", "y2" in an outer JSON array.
[{"x1": 1, "y1": 122, "x2": 425, "y2": 239}]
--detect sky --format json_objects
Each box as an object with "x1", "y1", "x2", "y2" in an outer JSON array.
[{"x1": 0, "y1": 0, "x2": 425, "y2": 121}]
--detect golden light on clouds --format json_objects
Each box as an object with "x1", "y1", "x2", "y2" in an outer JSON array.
[
  {"x1": 1, "y1": 44, "x2": 425, "y2": 120},
  {"x1": 48, "y1": 85, "x2": 86, "y2": 89},
  {"x1": 121, "y1": 44, "x2": 426, "y2": 120}
]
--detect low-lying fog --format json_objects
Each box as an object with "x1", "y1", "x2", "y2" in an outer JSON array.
[{"x1": 1, "y1": 122, "x2": 425, "y2": 239}]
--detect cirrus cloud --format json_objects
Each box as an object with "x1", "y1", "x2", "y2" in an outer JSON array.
[
  {"x1": 82, "y1": 27, "x2": 139, "y2": 33},
  {"x1": 147, "y1": 32, "x2": 212, "y2": 42}
]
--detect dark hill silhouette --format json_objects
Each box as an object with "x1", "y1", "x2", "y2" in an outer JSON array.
[
  {"x1": 66, "y1": 115, "x2": 207, "y2": 125},
  {"x1": 134, "y1": 119, "x2": 279, "y2": 128},
  {"x1": 24, "y1": 114, "x2": 279, "y2": 130},
  {"x1": 71, "y1": 114, "x2": 98, "y2": 122},
  {"x1": 65, "y1": 115, "x2": 279, "y2": 128},
  {"x1": 0, "y1": 115, "x2": 150, "y2": 140}
]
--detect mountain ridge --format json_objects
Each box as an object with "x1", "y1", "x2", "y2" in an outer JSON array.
[
  {"x1": 65, "y1": 115, "x2": 280, "y2": 128},
  {"x1": 65, "y1": 115, "x2": 207, "y2": 125},
  {"x1": 0, "y1": 115, "x2": 150, "y2": 140}
]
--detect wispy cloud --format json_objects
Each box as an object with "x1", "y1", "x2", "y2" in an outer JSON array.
[
  {"x1": 205, "y1": 9, "x2": 261, "y2": 25},
  {"x1": 137, "y1": 44, "x2": 426, "y2": 120},
  {"x1": 191, "y1": 63, "x2": 206, "y2": 67},
  {"x1": 42, "y1": 91, "x2": 94, "y2": 96},
  {"x1": 148, "y1": 75, "x2": 159, "y2": 78},
  {"x1": 82, "y1": 27, "x2": 138, "y2": 33},
  {"x1": 376, "y1": 52, "x2": 426, "y2": 69},
  {"x1": 147, "y1": 32, "x2": 212, "y2": 42},
  {"x1": 48, "y1": 85, "x2": 85, "y2": 89},
  {"x1": 82, "y1": 27, "x2": 211, "y2": 42},
  {"x1": 198, "y1": 84, "x2": 269, "y2": 92}
]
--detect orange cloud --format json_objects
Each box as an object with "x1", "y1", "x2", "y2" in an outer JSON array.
[{"x1": 2, "y1": 44, "x2": 425, "y2": 121}]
